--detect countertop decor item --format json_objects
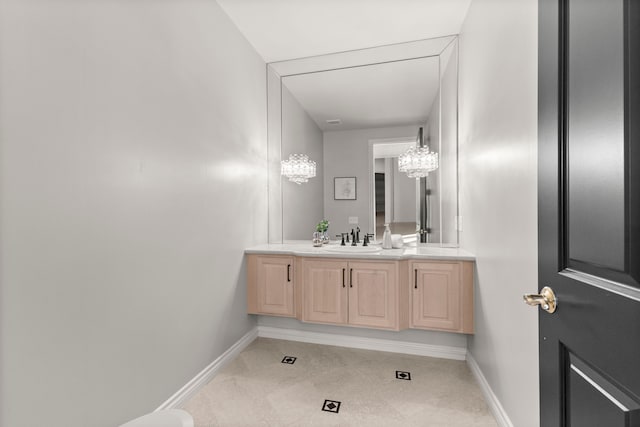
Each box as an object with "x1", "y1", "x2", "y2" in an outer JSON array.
[
  {"x1": 316, "y1": 219, "x2": 330, "y2": 244},
  {"x1": 312, "y1": 232, "x2": 323, "y2": 247},
  {"x1": 316, "y1": 219, "x2": 330, "y2": 233},
  {"x1": 382, "y1": 224, "x2": 393, "y2": 249},
  {"x1": 391, "y1": 234, "x2": 404, "y2": 248}
]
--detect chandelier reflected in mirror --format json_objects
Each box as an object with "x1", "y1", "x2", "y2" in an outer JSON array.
[
  {"x1": 281, "y1": 153, "x2": 316, "y2": 184},
  {"x1": 398, "y1": 146, "x2": 439, "y2": 179}
]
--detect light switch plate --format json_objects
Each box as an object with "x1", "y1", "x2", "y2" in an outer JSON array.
[{"x1": 348, "y1": 216, "x2": 359, "y2": 224}]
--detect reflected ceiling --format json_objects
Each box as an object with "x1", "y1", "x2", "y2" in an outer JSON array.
[{"x1": 282, "y1": 57, "x2": 440, "y2": 131}]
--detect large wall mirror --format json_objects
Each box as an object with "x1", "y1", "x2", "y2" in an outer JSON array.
[{"x1": 267, "y1": 37, "x2": 459, "y2": 246}]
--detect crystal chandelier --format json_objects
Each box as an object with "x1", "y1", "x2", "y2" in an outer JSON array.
[
  {"x1": 281, "y1": 154, "x2": 316, "y2": 184},
  {"x1": 398, "y1": 146, "x2": 439, "y2": 179}
]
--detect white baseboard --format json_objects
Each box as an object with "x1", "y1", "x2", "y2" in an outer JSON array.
[
  {"x1": 257, "y1": 325, "x2": 467, "y2": 361},
  {"x1": 466, "y1": 352, "x2": 513, "y2": 427},
  {"x1": 155, "y1": 327, "x2": 259, "y2": 411}
]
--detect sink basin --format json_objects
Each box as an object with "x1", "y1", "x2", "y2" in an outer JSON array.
[{"x1": 324, "y1": 245, "x2": 383, "y2": 254}]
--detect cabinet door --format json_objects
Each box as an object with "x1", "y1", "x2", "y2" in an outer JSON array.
[
  {"x1": 247, "y1": 255, "x2": 295, "y2": 317},
  {"x1": 348, "y1": 261, "x2": 398, "y2": 330},
  {"x1": 301, "y1": 258, "x2": 348, "y2": 325},
  {"x1": 410, "y1": 261, "x2": 469, "y2": 332}
]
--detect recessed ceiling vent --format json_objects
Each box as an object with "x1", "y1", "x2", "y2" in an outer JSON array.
[{"x1": 326, "y1": 119, "x2": 342, "y2": 125}]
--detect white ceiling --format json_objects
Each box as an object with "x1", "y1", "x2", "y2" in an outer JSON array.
[
  {"x1": 283, "y1": 56, "x2": 440, "y2": 131},
  {"x1": 216, "y1": 0, "x2": 472, "y2": 63},
  {"x1": 217, "y1": 0, "x2": 470, "y2": 131}
]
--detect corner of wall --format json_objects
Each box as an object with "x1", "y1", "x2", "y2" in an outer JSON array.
[{"x1": 458, "y1": 0, "x2": 539, "y2": 426}]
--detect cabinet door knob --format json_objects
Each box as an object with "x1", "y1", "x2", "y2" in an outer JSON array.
[
  {"x1": 349, "y1": 268, "x2": 353, "y2": 288},
  {"x1": 414, "y1": 269, "x2": 418, "y2": 289},
  {"x1": 287, "y1": 264, "x2": 291, "y2": 282},
  {"x1": 342, "y1": 268, "x2": 346, "y2": 288}
]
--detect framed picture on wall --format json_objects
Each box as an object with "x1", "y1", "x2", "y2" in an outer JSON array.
[{"x1": 334, "y1": 177, "x2": 357, "y2": 200}]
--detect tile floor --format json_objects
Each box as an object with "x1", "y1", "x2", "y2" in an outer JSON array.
[{"x1": 182, "y1": 338, "x2": 498, "y2": 427}]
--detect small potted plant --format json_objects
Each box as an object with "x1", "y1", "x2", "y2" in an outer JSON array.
[{"x1": 316, "y1": 219, "x2": 330, "y2": 244}]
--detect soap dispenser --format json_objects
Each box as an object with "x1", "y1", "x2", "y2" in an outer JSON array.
[{"x1": 382, "y1": 224, "x2": 392, "y2": 249}]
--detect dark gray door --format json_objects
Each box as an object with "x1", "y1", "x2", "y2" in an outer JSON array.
[{"x1": 537, "y1": 0, "x2": 640, "y2": 425}]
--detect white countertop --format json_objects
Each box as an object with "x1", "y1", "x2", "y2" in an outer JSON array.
[{"x1": 245, "y1": 241, "x2": 475, "y2": 261}]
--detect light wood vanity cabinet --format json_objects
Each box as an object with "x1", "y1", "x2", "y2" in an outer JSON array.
[
  {"x1": 346, "y1": 260, "x2": 408, "y2": 330},
  {"x1": 300, "y1": 258, "x2": 348, "y2": 325},
  {"x1": 409, "y1": 260, "x2": 474, "y2": 334},
  {"x1": 247, "y1": 255, "x2": 295, "y2": 317},
  {"x1": 299, "y1": 258, "x2": 408, "y2": 330},
  {"x1": 246, "y1": 252, "x2": 473, "y2": 334}
]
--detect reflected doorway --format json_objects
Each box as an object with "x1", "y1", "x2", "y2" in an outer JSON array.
[{"x1": 372, "y1": 149, "x2": 418, "y2": 239}]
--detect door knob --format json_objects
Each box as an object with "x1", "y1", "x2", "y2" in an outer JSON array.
[{"x1": 523, "y1": 286, "x2": 557, "y2": 313}]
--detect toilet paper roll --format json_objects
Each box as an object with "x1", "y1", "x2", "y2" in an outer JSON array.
[{"x1": 391, "y1": 234, "x2": 404, "y2": 248}]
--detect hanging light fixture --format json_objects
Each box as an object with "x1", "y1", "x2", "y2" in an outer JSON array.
[
  {"x1": 398, "y1": 146, "x2": 439, "y2": 179},
  {"x1": 281, "y1": 154, "x2": 316, "y2": 184}
]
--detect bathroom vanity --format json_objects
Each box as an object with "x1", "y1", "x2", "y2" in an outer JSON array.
[{"x1": 246, "y1": 243, "x2": 475, "y2": 334}]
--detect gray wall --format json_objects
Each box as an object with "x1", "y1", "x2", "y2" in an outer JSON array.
[
  {"x1": 0, "y1": 2, "x2": 267, "y2": 427},
  {"x1": 323, "y1": 125, "x2": 420, "y2": 235},
  {"x1": 459, "y1": 0, "x2": 539, "y2": 426},
  {"x1": 281, "y1": 85, "x2": 324, "y2": 240}
]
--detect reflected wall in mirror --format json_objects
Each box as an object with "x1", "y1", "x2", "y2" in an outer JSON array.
[{"x1": 267, "y1": 37, "x2": 459, "y2": 246}]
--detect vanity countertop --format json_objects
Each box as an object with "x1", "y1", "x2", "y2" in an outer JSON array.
[{"x1": 245, "y1": 241, "x2": 475, "y2": 261}]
